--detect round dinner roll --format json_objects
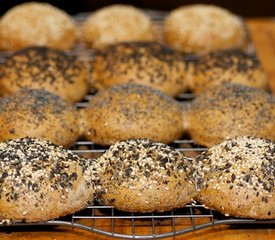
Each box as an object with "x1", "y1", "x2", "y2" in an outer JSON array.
[
  {"x1": 82, "y1": 84, "x2": 185, "y2": 145},
  {"x1": 0, "y1": 46, "x2": 88, "y2": 103},
  {"x1": 0, "y1": 2, "x2": 76, "y2": 51},
  {"x1": 163, "y1": 4, "x2": 246, "y2": 54},
  {"x1": 91, "y1": 41, "x2": 188, "y2": 96},
  {"x1": 94, "y1": 139, "x2": 197, "y2": 212},
  {"x1": 81, "y1": 4, "x2": 156, "y2": 49},
  {"x1": 0, "y1": 137, "x2": 95, "y2": 223},
  {"x1": 186, "y1": 83, "x2": 275, "y2": 147},
  {"x1": 0, "y1": 89, "x2": 80, "y2": 147},
  {"x1": 194, "y1": 136, "x2": 275, "y2": 219},
  {"x1": 190, "y1": 49, "x2": 268, "y2": 94}
]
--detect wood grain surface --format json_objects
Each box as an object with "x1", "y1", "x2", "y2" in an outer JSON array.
[{"x1": 0, "y1": 18, "x2": 274, "y2": 240}]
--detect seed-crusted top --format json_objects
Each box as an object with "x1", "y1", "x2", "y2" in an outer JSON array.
[
  {"x1": 195, "y1": 136, "x2": 275, "y2": 199},
  {"x1": 0, "y1": 137, "x2": 93, "y2": 203},
  {"x1": 0, "y1": 46, "x2": 88, "y2": 102},
  {"x1": 89, "y1": 83, "x2": 180, "y2": 111},
  {"x1": 196, "y1": 49, "x2": 260, "y2": 73},
  {"x1": 190, "y1": 49, "x2": 268, "y2": 93},
  {"x1": 187, "y1": 83, "x2": 275, "y2": 146},
  {"x1": 83, "y1": 83, "x2": 185, "y2": 145},
  {"x1": 81, "y1": 4, "x2": 156, "y2": 49},
  {"x1": 95, "y1": 139, "x2": 194, "y2": 189},
  {"x1": 0, "y1": 88, "x2": 70, "y2": 119},
  {"x1": 91, "y1": 41, "x2": 187, "y2": 96},
  {"x1": 0, "y1": 88, "x2": 80, "y2": 147},
  {"x1": 0, "y1": 2, "x2": 76, "y2": 51},
  {"x1": 1, "y1": 46, "x2": 83, "y2": 86}
]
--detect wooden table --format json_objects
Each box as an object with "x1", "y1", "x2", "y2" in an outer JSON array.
[
  {"x1": 0, "y1": 18, "x2": 274, "y2": 240},
  {"x1": 248, "y1": 18, "x2": 275, "y2": 95}
]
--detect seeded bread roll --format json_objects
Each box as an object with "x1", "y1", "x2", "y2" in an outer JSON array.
[
  {"x1": 0, "y1": 46, "x2": 88, "y2": 103},
  {"x1": 194, "y1": 136, "x2": 275, "y2": 219},
  {"x1": 190, "y1": 49, "x2": 268, "y2": 94},
  {"x1": 186, "y1": 83, "x2": 275, "y2": 147},
  {"x1": 82, "y1": 84, "x2": 185, "y2": 145},
  {"x1": 164, "y1": 4, "x2": 246, "y2": 54},
  {"x1": 94, "y1": 139, "x2": 196, "y2": 212},
  {"x1": 0, "y1": 89, "x2": 80, "y2": 147},
  {"x1": 0, "y1": 137, "x2": 95, "y2": 223},
  {"x1": 91, "y1": 42, "x2": 188, "y2": 97},
  {"x1": 81, "y1": 4, "x2": 156, "y2": 49},
  {"x1": 0, "y1": 2, "x2": 76, "y2": 51}
]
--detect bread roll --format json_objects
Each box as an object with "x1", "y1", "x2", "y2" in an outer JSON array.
[
  {"x1": 0, "y1": 137, "x2": 95, "y2": 223},
  {"x1": 164, "y1": 4, "x2": 246, "y2": 54},
  {"x1": 81, "y1": 4, "x2": 156, "y2": 49},
  {"x1": 91, "y1": 41, "x2": 188, "y2": 96},
  {"x1": 0, "y1": 89, "x2": 80, "y2": 147},
  {"x1": 0, "y1": 2, "x2": 76, "y2": 51},
  {"x1": 94, "y1": 139, "x2": 197, "y2": 212},
  {"x1": 195, "y1": 136, "x2": 275, "y2": 219},
  {"x1": 186, "y1": 83, "x2": 275, "y2": 147},
  {"x1": 190, "y1": 49, "x2": 268, "y2": 94},
  {"x1": 82, "y1": 84, "x2": 185, "y2": 145},
  {"x1": 0, "y1": 46, "x2": 88, "y2": 103}
]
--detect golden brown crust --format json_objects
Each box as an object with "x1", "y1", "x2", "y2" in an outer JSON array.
[
  {"x1": 81, "y1": 4, "x2": 156, "y2": 49},
  {"x1": 0, "y1": 2, "x2": 76, "y2": 51},
  {"x1": 186, "y1": 83, "x2": 275, "y2": 147},
  {"x1": 0, "y1": 137, "x2": 95, "y2": 223},
  {"x1": 82, "y1": 84, "x2": 185, "y2": 145},
  {"x1": 94, "y1": 139, "x2": 197, "y2": 212},
  {"x1": 91, "y1": 41, "x2": 188, "y2": 96},
  {"x1": 163, "y1": 4, "x2": 246, "y2": 54},
  {"x1": 194, "y1": 136, "x2": 275, "y2": 219},
  {"x1": 190, "y1": 49, "x2": 268, "y2": 94},
  {"x1": 0, "y1": 89, "x2": 80, "y2": 147},
  {"x1": 0, "y1": 46, "x2": 89, "y2": 103}
]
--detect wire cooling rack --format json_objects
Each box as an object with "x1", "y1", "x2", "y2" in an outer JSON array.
[
  {"x1": 0, "y1": 8, "x2": 273, "y2": 240},
  {"x1": 2, "y1": 203, "x2": 275, "y2": 239},
  {"x1": 1, "y1": 92, "x2": 273, "y2": 239}
]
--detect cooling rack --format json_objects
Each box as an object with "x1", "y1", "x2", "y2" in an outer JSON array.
[
  {"x1": 1, "y1": 93, "x2": 274, "y2": 239},
  {"x1": 0, "y1": 8, "x2": 273, "y2": 240},
  {"x1": 2, "y1": 203, "x2": 274, "y2": 239}
]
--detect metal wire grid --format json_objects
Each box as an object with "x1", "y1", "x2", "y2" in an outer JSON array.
[
  {"x1": 0, "y1": 8, "x2": 273, "y2": 239},
  {"x1": 2, "y1": 203, "x2": 275, "y2": 239}
]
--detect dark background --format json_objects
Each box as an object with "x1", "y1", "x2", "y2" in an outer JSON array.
[{"x1": 1, "y1": 0, "x2": 274, "y2": 17}]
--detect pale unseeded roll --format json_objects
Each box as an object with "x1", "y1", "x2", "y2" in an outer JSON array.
[
  {"x1": 94, "y1": 139, "x2": 197, "y2": 212},
  {"x1": 91, "y1": 41, "x2": 188, "y2": 96},
  {"x1": 186, "y1": 83, "x2": 275, "y2": 147},
  {"x1": 190, "y1": 49, "x2": 268, "y2": 94},
  {"x1": 0, "y1": 137, "x2": 95, "y2": 223},
  {"x1": 81, "y1": 4, "x2": 156, "y2": 49},
  {"x1": 0, "y1": 46, "x2": 88, "y2": 103},
  {"x1": 164, "y1": 4, "x2": 246, "y2": 54},
  {"x1": 0, "y1": 89, "x2": 80, "y2": 147},
  {"x1": 195, "y1": 136, "x2": 275, "y2": 219},
  {"x1": 82, "y1": 84, "x2": 185, "y2": 145},
  {"x1": 0, "y1": 2, "x2": 76, "y2": 51}
]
